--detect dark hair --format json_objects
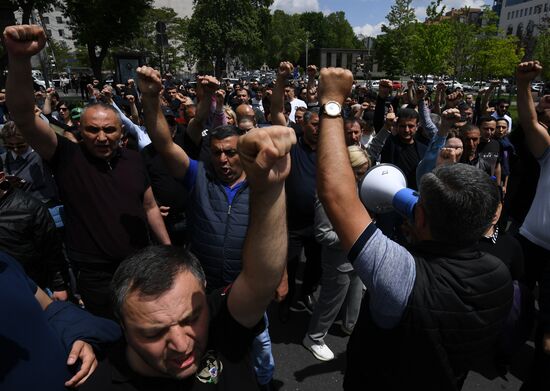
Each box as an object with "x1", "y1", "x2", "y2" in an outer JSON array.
[
  {"x1": 303, "y1": 108, "x2": 319, "y2": 124},
  {"x1": 210, "y1": 124, "x2": 242, "y2": 140},
  {"x1": 397, "y1": 107, "x2": 419, "y2": 122},
  {"x1": 478, "y1": 116, "x2": 496, "y2": 125},
  {"x1": 459, "y1": 123, "x2": 479, "y2": 136},
  {"x1": 344, "y1": 118, "x2": 361, "y2": 128},
  {"x1": 111, "y1": 245, "x2": 206, "y2": 321},
  {"x1": 495, "y1": 117, "x2": 510, "y2": 127},
  {"x1": 496, "y1": 98, "x2": 510, "y2": 105},
  {"x1": 419, "y1": 164, "x2": 499, "y2": 246},
  {"x1": 283, "y1": 101, "x2": 292, "y2": 114}
]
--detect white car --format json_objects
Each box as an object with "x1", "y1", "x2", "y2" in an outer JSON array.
[
  {"x1": 369, "y1": 80, "x2": 380, "y2": 91},
  {"x1": 443, "y1": 80, "x2": 463, "y2": 90}
]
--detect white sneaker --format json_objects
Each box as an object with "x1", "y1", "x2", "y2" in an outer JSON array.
[{"x1": 302, "y1": 336, "x2": 335, "y2": 361}]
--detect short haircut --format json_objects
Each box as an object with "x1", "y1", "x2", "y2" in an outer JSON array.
[
  {"x1": 459, "y1": 123, "x2": 480, "y2": 136},
  {"x1": 210, "y1": 124, "x2": 242, "y2": 140},
  {"x1": 496, "y1": 98, "x2": 510, "y2": 105},
  {"x1": 303, "y1": 108, "x2": 320, "y2": 124},
  {"x1": 496, "y1": 117, "x2": 510, "y2": 127},
  {"x1": 345, "y1": 118, "x2": 361, "y2": 129},
  {"x1": 81, "y1": 102, "x2": 122, "y2": 127},
  {"x1": 284, "y1": 101, "x2": 292, "y2": 114},
  {"x1": 0, "y1": 121, "x2": 22, "y2": 140},
  {"x1": 478, "y1": 116, "x2": 496, "y2": 125},
  {"x1": 419, "y1": 163, "x2": 499, "y2": 246},
  {"x1": 295, "y1": 106, "x2": 307, "y2": 115},
  {"x1": 111, "y1": 245, "x2": 206, "y2": 321},
  {"x1": 397, "y1": 107, "x2": 419, "y2": 122}
]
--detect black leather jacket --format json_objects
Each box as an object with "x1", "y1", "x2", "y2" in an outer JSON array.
[{"x1": 0, "y1": 185, "x2": 68, "y2": 291}]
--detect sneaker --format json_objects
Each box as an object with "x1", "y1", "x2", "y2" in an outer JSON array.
[
  {"x1": 289, "y1": 300, "x2": 307, "y2": 313},
  {"x1": 302, "y1": 335, "x2": 335, "y2": 361}
]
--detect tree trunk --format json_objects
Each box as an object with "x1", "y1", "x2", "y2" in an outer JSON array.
[
  {"x1": 0, "y1": 2, "x2": 17, "y2": 89},
  {"x1": 87, "y1": 43, "x2": 108, "y2": 81},
  {"x1": 21, "y1": 1, "x2": 35, "y2": 25}
]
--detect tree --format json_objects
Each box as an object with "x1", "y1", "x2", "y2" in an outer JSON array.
[
  {"x1": 114, "y1": 7, "x2": 192, "y2": 74},
  {"x1": 63, "y1": 0, "x2": 152, "y2": 80},
  {"x1": 264, "y1": 11, "x2": 305, "y2": 67},
  {"x1": 534, "y1": 16, "x2": 550, "y2": 80},
  {"x1": 409, "y1": 21, "x2": 453, "y2": 78},
  {"x1": 425, "y1": 0, "x2": 446, "y2": 22},
  {"x1": 187, "y1": 0, "x2": 273, "y2": 76},
  {"x1": 375, "y1": 0, "x2": 418, "y2": 77}
]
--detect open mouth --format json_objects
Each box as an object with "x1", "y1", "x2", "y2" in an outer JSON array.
[{"x1": 169, "y1": 354, "x2": 194, "y2": 369}]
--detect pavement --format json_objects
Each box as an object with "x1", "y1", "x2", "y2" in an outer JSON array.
[{"x1": 266, "y1": 300, "x2": 532, "y2": 391}]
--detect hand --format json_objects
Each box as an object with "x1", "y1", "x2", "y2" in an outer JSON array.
[
  {"x1": 3, "y1": 25, "x2": 46, "y2": 59},
  {"x1": 136, "y1": 66, "x2": 163, "y2": 97},
  {"x1": 384, "y1": 112, "x2": 396, "y2": 131},
  {"x1": 516, "y1": 61, "x2": 542, "y2": 84},
  {"x1": 277, "y1": 61, "x2": 294, "y2": 79},
  {"x1": 489, "y1": 79, "x2": 501, "y2": 87},
  {"x1": 237, "y1": 126, "x2": 296, "y2": 190},
  {"x1": 273, "y1": 270, "x2": 288, "y2": 302},
  {"x1": 127, "y1": 78, "x2": 135, "y2": 85},
  {"x1": 416, "y1": 85, "x2": 427, "y2": 101},
  {"x1": 436, "y1": 147, "x2": 461, "y2": 167},
  {"x1": 51, "y1": 290, "x2": 68, "y2": 301},
  {"x1": 361, "y1": 101, "x2": 370, "y2": 111},
  {"x1": 441, "y1": 108, "x2": 461, "y2": 130},
  {"x1": 446, "y1": 91, "x2": 463, "y2": 104},
  {"x1": 196, "y1": 75, "x2": 220, "y2": 99},
  {"x1": 318, "y1": 67, "x2": 353, "y2": 105},
  {"x1": 126, "y1": 94, "x2": 135, "y2": 104},
  {"x1": 215, "y1": 89, "x2": 226, "y2": 106},
  {"x1": 436, "y1": 82, "x2": 446, "y2": 92},
  {"x1": 378, "y1": 79, "x2": 393, "y2": 99},
  {"x1": 0, "y1": 92, "x2": 5, "y2": 103},
  {"x1": 407, "y1": 80, "x2": 415, "y2": 88},
  {"x1": 159, "y1": 205, "x2": 170, "y2": 217},
  {"x1": 64, "y1": 341, "x2": 98, "y2": 388},
  {"x1": 307, "y1": 65, "x2": 318, "y2": 79}
]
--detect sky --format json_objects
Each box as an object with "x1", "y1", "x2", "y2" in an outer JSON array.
[{"x1": 270, "y1": 0, "x2": 493, "y2": 37}]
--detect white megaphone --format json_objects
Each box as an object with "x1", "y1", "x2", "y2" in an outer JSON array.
[{"x1": 358, "y1": 163, "x2": 419, "y2": 221}]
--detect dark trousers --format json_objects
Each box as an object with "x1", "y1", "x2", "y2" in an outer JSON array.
[
  {"x1": 75, "y1": 263, "x2": 118, "y2": 320},
  {"x1": 286, "y1": 226, "x2": 322, "y2": 304},
  {"x1": 518, "y1": 234, "x2": 550, "y2": 391}
]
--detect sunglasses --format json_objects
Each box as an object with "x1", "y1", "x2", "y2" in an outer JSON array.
[{"x1": 59, "y1": 107, "x2": 69, "y2": 111}]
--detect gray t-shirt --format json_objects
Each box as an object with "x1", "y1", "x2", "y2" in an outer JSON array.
[{"x1": 348, "y1": 224, "x2": 416, "y2": 329}]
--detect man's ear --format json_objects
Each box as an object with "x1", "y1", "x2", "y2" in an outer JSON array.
[{"x1": 492, "y1": 202, "x2": 503, "y2": 226}]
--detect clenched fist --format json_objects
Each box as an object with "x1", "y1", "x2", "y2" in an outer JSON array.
[
  {"x1": 516, "y1": 61, "x2": 542, "y2": 84},
  {"x1": 3, "y1": 25, "x2": 46, "y2": 58},
  {"x1": 136, "y1": 66, "x2": 163, "y2": 97},
  {"x1": 318, "y1": 68, "x2": 353, "y2": 105}
]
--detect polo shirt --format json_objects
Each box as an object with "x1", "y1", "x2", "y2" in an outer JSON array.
[{"x1": 48, "y1": 135, "x2": 151, "y2": 262}]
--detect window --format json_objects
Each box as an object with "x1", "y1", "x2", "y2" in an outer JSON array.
[
  {"x1": 529, "y1": 7, "x2": 532, "y2": 15},
  {"x1": 545, "y1": 3, "x2": 548, "y2": 12},
  {"x1": 507, "y1": 25, "x2": 514, "y2": 35},
  {"x1": 42, "y1": 16, "x2": 49, "y2": 24},
  {"x1": 46, "y1": 29, "x2": 52, "y2": 37},
  {"x1": 58, "y1": 29, "x2": 64, "y2": 37},
  {"x1": 519, "y1": 9, "x2": 523, "y2": 17},
  {"x1": 56, "y1": 16, "x2": 63, "y2": 24}
]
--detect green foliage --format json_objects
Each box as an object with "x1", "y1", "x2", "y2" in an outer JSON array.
[
  {"x1": 264, "y1": 10, "x2": 305, "y2": 67},
  {"x1": 113, "y1": 7, "x2": 192, "y2": 73},
  {"x1": 534, "y1": 16, "x2": 550, "y2": 80},
  {"x1": 10, "y1": 0, "x2": 59, "y2": 24},
  {"x1": 375, "y1": 0, "x2": 417, "y2": 77},
  {"x1": 409, "y1": 21, "x2": 453, "y2": 77},
  {"x1": 425, "y1": 0, "x2": 446, "y2": 22},
  {"x1": 187, "y1": 0, "x2": 273, "y2": 75},
  {"x1": 63, "y1": 0, "x2": 152, "y2": 79}
]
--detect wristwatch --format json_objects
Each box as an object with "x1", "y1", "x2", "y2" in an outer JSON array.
[{"x1": 319, "y1": 101, "x2": 342, "y2": 118}]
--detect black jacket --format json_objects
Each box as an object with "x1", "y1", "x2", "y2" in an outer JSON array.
[{"x1": 0, "y1": 186, "x2": 68, "y2": 290}]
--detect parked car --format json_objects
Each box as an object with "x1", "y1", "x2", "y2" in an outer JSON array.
[
  {"x1": 369, "y1": 80, "x2": 380, "y2": 91},
  {"x1": 443, "y1": 80, "x2": 463, "y2": 90}
]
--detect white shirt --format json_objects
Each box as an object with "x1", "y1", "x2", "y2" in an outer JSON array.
[{"x1": 520, "y1": 147, "x2": 550, "y2": 250}]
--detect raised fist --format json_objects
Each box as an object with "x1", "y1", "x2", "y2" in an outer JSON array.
[
  {"x1": 437, "y1": 147, "x2": 461, "y2": 167},
  {"x1": 436, "y1": 82, "x2": 446, "y2": 92},
  {"x1": 516, "y1": 61, "x2": 542, "y2": 84},
  {"x1": 136, "y1": 66, "x2": 163, "y2": 97},
  {"x1": 278, "y1": 61, "x2": 294, "y2": 79},
  {"x1": 416, "y1": 85, "x2": 427, "y2": 101},
  {"x1": 215, "y1": 89, "x2": 226, "y2": 106},
  {"x1": 196, "y1": 75, "x2": 220, "y2": 98},
  {"x1": 441, "y1": 108, "x2": 461, "y2": 129},
  {"x1": 307, "y1": 65, "x2": 318, "y2": 78},
  {"x1": 3, "y1": 25, "x2": 46, "y2": 58},
  {"x1": 378, "y1": 79, "x2": 393, "y2": 99},
  {"x1": 126, "y1": 94, "x2": 135, "y2": 104},
  {"x1": 318, "y1": 68, "x2": 353, "y2": 105}
]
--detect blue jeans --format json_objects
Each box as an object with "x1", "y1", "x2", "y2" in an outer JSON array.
[{"x1": 251, "y1": 313, "x2": 274, "y2": 385}]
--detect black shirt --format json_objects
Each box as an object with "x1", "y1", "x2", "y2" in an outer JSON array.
[
  {"x1": 48, "y1": 135, "x2": 151, "y2": 262},
  {"x1": 285, "y1": 138, "x2": 317, "y2": 230},
  {"x1": 79, "y1": 288, "x2": 263, "y2": 391},
  {"x1": 478, "y1": 139, "x2": 501, "y2": 176}
]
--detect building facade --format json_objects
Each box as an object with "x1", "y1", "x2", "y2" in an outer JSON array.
[{"x1": 499, "y1": 0, "x2": 550, "y2": 38}]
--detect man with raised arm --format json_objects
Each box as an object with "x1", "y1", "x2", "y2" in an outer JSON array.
[
  {"x1": 316, "y1": 67, "x2": 513, "y2": 390},
  {"x1": 515, "y1": 60, "x2": 550, "y2": 391},
  {"x1": 79, "y1": 125, "x2": 295, "y2": 391},
  {"x1": 4, "y1": 25, "x2": 170, "y2": 318}
]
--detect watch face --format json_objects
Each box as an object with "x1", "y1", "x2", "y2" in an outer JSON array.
[{"x1": 325, "y1": 102, "x2": 341, "y2": 116}]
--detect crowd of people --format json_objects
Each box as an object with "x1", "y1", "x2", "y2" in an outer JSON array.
[{"x1": 1, "y1": 24, "x2": 549, "y2": 391}]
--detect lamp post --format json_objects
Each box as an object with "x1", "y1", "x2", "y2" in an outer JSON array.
[{"x1": 305, "y1": 34, "x2": 315, "y2": 68}]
